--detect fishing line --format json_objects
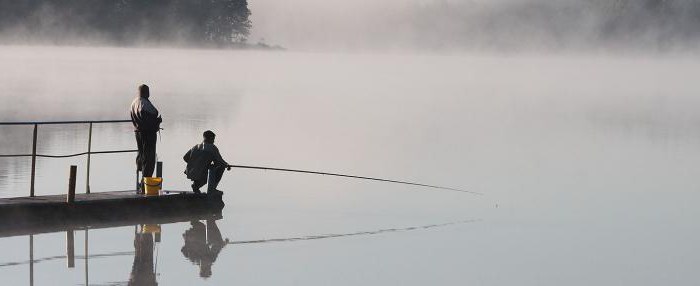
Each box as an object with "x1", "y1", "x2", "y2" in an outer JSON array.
[{"x1": 228, "y1": 164, "x2": 481, "y2": 195}]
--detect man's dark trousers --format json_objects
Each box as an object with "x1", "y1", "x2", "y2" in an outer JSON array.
[
  {"x1": 135, "y1": 131, "x2": 157, "y2": 177},
  {"x1": 192, "y1": 165, "x2": 225, "y2": 192}
]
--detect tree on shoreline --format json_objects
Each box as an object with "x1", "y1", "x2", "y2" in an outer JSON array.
[{"x1": 0, "y1": 0, "x2": 252, "y2": 46}]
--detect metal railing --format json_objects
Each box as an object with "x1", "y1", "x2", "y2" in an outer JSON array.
[{"x1": 0, "y1": 120, "x2": 136, "y2": 197}]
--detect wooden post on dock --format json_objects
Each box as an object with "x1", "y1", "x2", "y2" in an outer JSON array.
[
  {"x1": 156, "y1": 161, "x2": 163, "y2": 178},
  {"x1": 30, "y1": 124, "x2": 37, "y2": 197},
  {"x1": 156, "y1": 161, "x2": 163, "y2": 190},
  {"x1": 85, "y1": 123, "x2": 92, "y2": 194},
  {"x1": 67, "y1": 230, "x2": 75, "y2": 268},
  {"x1": 67, "y1": 165, "x2": 77, "y2": 204}
]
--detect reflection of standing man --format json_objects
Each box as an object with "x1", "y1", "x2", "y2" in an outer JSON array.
[
  {"x1": 129, "y1": 231, "x2": 157, "y2": 286},
  {"x1": 181, "y1": 220, "x2": 228, "y2": 278},
  {"x1": 131, "y1": 84, "x2": 162, "y2": 192}
]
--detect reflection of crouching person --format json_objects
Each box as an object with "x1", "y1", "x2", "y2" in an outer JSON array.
[{"x1": 183, "y1": 130, "x2": 230, "y2": 194}]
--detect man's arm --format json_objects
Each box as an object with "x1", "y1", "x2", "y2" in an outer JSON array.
[
  {"x1": 212, "y1": 146, "x2": 228, "y2": 167},
  {"x1": 130, "y1": 100, "x2": 140, "y2": 129}
]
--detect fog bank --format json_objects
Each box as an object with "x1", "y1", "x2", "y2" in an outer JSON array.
[
  {"x1": 251, "y1": 0, "x2": 700, "y2": 52},
  {"x1": 1, "y1": 0, "x2": 699, "y2": 52}
]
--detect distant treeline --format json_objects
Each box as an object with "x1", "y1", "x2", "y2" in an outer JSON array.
[
  {"x1": 0, "y1": 0, "x2": 251, "y2": 46},
  {"x1": 395, "y1": 0, "x2": 700, "y2": 51}
]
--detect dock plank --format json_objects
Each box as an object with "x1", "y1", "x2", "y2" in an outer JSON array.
[
  {"x1": 0, "y1": 190, "x2": 225, "y2": 233},
  {"x1": 0, "y1": 190, "x2": 190, "y2": 205}
]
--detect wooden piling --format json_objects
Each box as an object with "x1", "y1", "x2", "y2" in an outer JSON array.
[
  {"x1": 85, "y1": 123, "x2": 92, "y2": 194},
  {"x1": 67, "y1": 165, "x2": 77, "y2": 204},
  {"x1": 156, "y1": 161, "x2": 163, "y2": 191},
  {"x1": 156, "y1": 161, "x2": 163, "y2": 178},
  {"x1": 30, "y1": 124, "x2": 37, "y2": 197}
]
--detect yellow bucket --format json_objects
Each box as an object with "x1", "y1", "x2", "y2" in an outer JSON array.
[
  {"x1": 143, "y1": 177, "x2": 162, "y2": 196},
  {"x1": 140, "y1": 224, "x2": 161, "y2": 234}
]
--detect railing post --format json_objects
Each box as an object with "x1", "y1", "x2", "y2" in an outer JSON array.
[
  {"x1": 30, "y1": 124, "x2": 37, "y2": 197},
  {"x1": 85, "y1": 123, "x2": 93, "y2": 194},
  {"x1": 67, "y1": 165, "x2": 77, "y2": 204}
]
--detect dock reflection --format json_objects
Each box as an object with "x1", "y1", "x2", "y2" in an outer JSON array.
[
  {"x1": 0, "y1": 207, "x2": 224, "y2": 286},
  {"x1": 2, "y1": 211, "x2": 477, "y2": 286}
]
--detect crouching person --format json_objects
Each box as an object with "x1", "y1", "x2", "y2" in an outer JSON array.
[{"x1": 183, "y1": 130, "x2": 230, "y2": 195}]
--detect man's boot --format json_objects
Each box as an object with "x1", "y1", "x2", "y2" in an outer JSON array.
[{"x1": 191, "y1": 183, "x2": 202, "y2": 194}]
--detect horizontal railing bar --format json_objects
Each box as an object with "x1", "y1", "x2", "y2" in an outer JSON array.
[
  {"x1": 0, "y1": 150, "x2": 136, "y2": 158},
  {"x1": 89, "y1": 150, "x2": 137, "y2": 155},
  {"x1": 38, "y1": 152, "x2": 89, "y2": 158},
  {"x1": 0, "y1": 120, "x2": 131, "y2": 126}
]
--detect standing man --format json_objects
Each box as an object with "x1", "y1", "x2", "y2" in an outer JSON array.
[
  {"x1": 131, "y1": 84, "x2": 162, "y2": 192},
  {"x1": 183, "y1": 130, "x2": 230, "y2": 194}
]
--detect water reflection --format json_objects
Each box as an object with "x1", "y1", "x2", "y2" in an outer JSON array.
[
  {"x1": 0, "y1": 205, "x2": 223, "y2": 285},
  {"x1": 181, "y1": 220, "x2": 228, "y2": 278},
  {"x1": 129, "y1": 228, "x2": 157, "y2": 286},
  {"x1": 0, "y1": 210, "x2": 475, "y2": 285},
  {"x1": 228, "y1": 219, "x2": 478, "y2": 245}
]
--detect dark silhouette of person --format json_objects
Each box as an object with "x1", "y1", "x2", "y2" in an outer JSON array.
[
  {"x1": 181, "y1": 220, "x2": 229, "y2": 278},
  {"x1": 129, "y1": 231, "x2": 157, "y2": 286},
  {"x1": 131, "y1": 84, "x2": 162, "y2": 192},
  {"x1": 183, "y1": 130, "x2": 230, "y2": 194}
]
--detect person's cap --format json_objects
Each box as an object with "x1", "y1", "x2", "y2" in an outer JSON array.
[{"x1": 203, "y1": 130, "x2": 216, "y2": 139}]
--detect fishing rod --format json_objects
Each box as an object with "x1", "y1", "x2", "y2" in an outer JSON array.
[{"x1": 227, "y1": 164, "x2": 481, "y2": 195}]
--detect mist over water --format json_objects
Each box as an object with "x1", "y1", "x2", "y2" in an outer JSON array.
[
  {"x1": 250, "y1": 0, "x2": 700, "y2": 52},
  {"x1": 3, "y1": 0, "x2": 700, "y2": 52},
  {"x1": 0, "y1": 45, "x2": 698, "y2": 285},
  {"x1": 0, "y1": 0, "x2": 699, "y2": 284}
]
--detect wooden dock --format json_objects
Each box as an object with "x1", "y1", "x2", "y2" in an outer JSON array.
[{"x1": 0, "y1": 190, "x2": 224, "y2": 236}]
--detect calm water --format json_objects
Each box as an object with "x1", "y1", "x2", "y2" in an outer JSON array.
[{"x1": 0, "y1": 46, "x2": 698, "y2": 285}]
